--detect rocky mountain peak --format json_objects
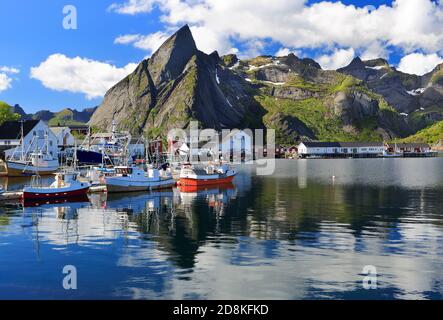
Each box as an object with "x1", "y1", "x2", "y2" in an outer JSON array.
[
  {"x1": 341, "y1": 57, "x2": 365, "y2": 70},
  {"x1": 147, "y1": 24, "x2": 198, "y2": 87}
]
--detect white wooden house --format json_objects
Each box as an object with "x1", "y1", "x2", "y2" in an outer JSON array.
[
  {"x1": 50, "y1": 126, "x2": 75, "y2": 148},
  {"x1": 0, "y1": 120, "x2": 58, "y2": 159},
  {"x1": 297, "y1": 142, "x2": 385, "y2": 157}
]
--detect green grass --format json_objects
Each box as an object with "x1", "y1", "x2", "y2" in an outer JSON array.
[
  {"x1": 47, "y1": 109, "x2": 85, "y2": 126},
  {"x1": 400, "y1": 120, "x2": 443, "y2": 144},
  {"x1": 431, "y1": 69, "x2": 443, "y2": 84},
  {"x1": 256, "y1": 95, "x2": 383, "y2": 143}
]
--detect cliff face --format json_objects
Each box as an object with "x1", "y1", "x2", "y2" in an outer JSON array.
[
  {"x1": 90, "y1": 25, "x2": 264, "y2": 137},
  {"x1": 90, "y1": 25, "x2": 442, "y2": 143},
  {"x1": 338, "y1": 58, "x2": 443, "y2": 131}
]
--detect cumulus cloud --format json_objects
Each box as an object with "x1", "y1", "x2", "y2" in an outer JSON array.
[
  {"x1": 0, "y1": 66, "x2": 19, "y2": 92},
  {"x1": 0, "y1": 73, "x2": 12, "y2": 93},
  {"x1": 30, "y1": 54, "x2": 137, "y2": 99},
  {"x1": 397, "y1": 53, "x2": 443, "y2": 76},
  {"x1": 110, "y1": 0, "x2": 443, "y2": 59},
  {"x1": 317, "y1": 48, "x2": 355, "y2": 70},
  {"x1": 108, "y1": 0, "x2": 155, "y2": 15}
]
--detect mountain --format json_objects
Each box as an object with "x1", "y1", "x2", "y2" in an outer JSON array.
[
  {"x1": 9, "y1": 105, "x2": 97, "y2": 125},
  {"x1": 400, "y1": 120, "x2": 443, "y2": 145},
  {"x1": 90, "y1": 25, "x2": 264, "y2": 138},
  {"x1": 90, "y1": 25, "x2": 441, "y2": 144},
  {"x1": 338, "y1": 57, "x2": 443, "y2": 131}
]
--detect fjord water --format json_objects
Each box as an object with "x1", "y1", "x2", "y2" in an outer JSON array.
[{"x1": 0, "y1": 158, "x2": 442, "y2": 300}]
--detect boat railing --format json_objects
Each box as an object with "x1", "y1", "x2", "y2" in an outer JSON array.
[{"x1": 30, "y1": 175, "x2": 43, "y2": 188}]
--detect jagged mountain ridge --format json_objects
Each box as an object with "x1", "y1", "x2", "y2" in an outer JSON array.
[
  {"x1": 90, "y1": 25, "x2": 442, "y2": 144},
  {"x1": 338, "y1": 57, "x2": 443, "y2": 130},
  {"x1": 11, "y1": 104, "x2": 97, "y2": 125}
]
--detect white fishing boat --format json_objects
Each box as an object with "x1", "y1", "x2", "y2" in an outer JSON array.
[
  {"x1": 105, "y1": 166, "x2": 175, "y2": 193},
  {"x1": 6, "y1": 152, "x2": 59, "y2": 177},
  {"x1": 5, "y1": 122, "x2": 59, "y2": 177}
]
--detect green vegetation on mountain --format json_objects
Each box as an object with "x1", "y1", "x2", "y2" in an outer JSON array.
[
  {"x1": 88, "y1": 25, "x2": 442, "y2": 145},
  {"x1": 400, "y1": 121, "x2": 443, "y2": 144},
  {"x1": 0, "y1": 101, "x2": 21, "y2": 125},
  {"x1": 47, "y1": 109, "x2": 85, "y2": 126}
]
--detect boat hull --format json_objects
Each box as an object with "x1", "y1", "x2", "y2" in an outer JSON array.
[
  {"x1": 76, "y1": 149, "x2": 103, "y2": 165},
  {"x1": 105, "y1": 178, "x2": 175, "y2": 193},
  {"x1": 22, "y1": 185, "x2": 90, "y2": 201},
  {"x1": 179, "y1": 175, "x2": 235, "y2": 186},
  {"x1": 6, "y1": 161, "x2": 59, "y2": 177}
]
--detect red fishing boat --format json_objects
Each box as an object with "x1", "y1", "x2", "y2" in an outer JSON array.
[
  {"x1": 178, "y1": 163, "x2": 236, "y2": 187},
  {"x1": 22, "y1": 172, "x2": 91, "y2": 201}
]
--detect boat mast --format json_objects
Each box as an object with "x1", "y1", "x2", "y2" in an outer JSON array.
[
  {"x1": 45, "y1": 130, "x2": 49, "y2": 155},
  {"x1": 20, "y1": 120, "x2": 24, "y2": 161}
]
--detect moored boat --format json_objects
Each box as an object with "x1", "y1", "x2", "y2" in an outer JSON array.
[
  {"x1": 5, "y1": 122, "x2": 59, "y2": 177},
  {"x1": 22, "y1": 171, "x2": 91, "y2": 201},
  {"x1": 6, "y1": 152, "x2": 59, "y2": 177},
  {"x1": 105, "y1": 166, "x2": 175, "y2": 193},
  {"x1": 178, "y1": 163, "x2": 236, "y2": 186}
]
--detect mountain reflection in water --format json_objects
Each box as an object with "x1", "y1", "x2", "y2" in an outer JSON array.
[{"x1": 0, "y1": 159, "x2": 443, "y2": 300}]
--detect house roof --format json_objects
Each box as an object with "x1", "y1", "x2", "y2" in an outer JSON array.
[
  {"x1": 301, "y1": 141, "x2": 383, "y2": 148},
  {"x1": 301, "y1": 142, "x2": 341, "y2": 148},
  {"x1": 387, "y1": 143, "x2": 429, "y2": 148},
  {"x1": 0, "y1": 120, "x2": 40, "y2": 140},
  {"x1": 339, "y1": 142, "x2": 384, "y2": 147}
]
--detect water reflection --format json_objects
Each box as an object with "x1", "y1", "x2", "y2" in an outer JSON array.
[{"x1": 0, "y1": 159, "x2": 443, "y2": 299}]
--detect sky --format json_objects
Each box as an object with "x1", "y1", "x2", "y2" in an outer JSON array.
[{"x1": 0, "y1": 0, "x2": 443, "y2": 114}]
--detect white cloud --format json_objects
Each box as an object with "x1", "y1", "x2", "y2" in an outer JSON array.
[
  {"x1": 0, "y1": 66, "x2": 20, "y2": 74},
  {"x1": 0, "y1": 73, "x2": 12, "y2": 93},
  {"x1": 115, "y1": 31, "x2": 170, "y2": 54},
  {"x1": 275, "y1": 48, "x2": 291, "y2": 57},
  {"x1": 397, "y1": 53, "x2": 443, "y2": 76},
  {"x1": 317, "y1": 48, "x2": 355, "y2": 70},
  {"x1": 110, "y1": 0, "x2": 443, "y2": 58},
  {"x1": 108, "y1": 0, "x2": 155, "y2": 15},
  {"x1": 30, "y1": 54, "x2": 137, "y2": 99}
]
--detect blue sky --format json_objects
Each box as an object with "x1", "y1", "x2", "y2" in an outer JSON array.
[{"x1": 1, "y1": 0, "x2": 442, "y2": 113}]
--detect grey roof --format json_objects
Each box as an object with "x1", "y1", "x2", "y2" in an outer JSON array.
[
  {"x1": 301, "y1": 141, "x2": 383, "y2": 148},
  {"x1": 0, "y1": 120, "x2": 40, "y2": 139},
  {"x1": 387, "y1": 143, "x2": 429, "y2": 148},
  {"x1": 339, "y1": 142, "x2": 383, "y2": 147},
  {"x1": 301, "y1": 142, "x2": 341, "y2": 148}
]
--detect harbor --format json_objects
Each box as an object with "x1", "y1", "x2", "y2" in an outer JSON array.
[{"x1": 1, "y1": 158, "x2": 443, "y2": 299}]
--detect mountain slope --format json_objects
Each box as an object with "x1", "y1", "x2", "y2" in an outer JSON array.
[
  {"x1": 90, "y1": 25, "x2": 438, "y2": 144},
  {"x1": 338, "y1": 58, "x2": 443, "y2": 131},
  {"x1": 90, "y1": 25, "x2": 264, "y2": 136},
  {"x1": 400, "y1": 120, "x2": 443, "y2": 145}
]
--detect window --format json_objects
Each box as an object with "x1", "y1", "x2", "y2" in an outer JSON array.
[{"x1": 49, "y1": 141, "x2": 53, "y2": 146}]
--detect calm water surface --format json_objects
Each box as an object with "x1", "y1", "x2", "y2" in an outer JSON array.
[{"x1": 0, "y1": 158, "x2": 442, "y2": 300}]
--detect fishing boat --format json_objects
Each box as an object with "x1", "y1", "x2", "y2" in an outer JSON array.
[
  {"x1": 178, "y1": 163, "x2": 236, "y2": 187},
  {"x1": 105, "y1": 166, "x2": 175, "y2": 193},
  {"x1": 5, "y1": 123, "x2": 59, "y2": 177},
  {"x1": 22, "y1": 171, "x2": 91, "y2": 201},
  {"x1": 379, "y1": 142, "x2": 402, "y2": 158}
]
